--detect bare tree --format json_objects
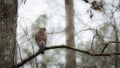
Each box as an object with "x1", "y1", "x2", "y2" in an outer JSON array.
[
  {"x1": 112, "y1": 15, "x2": 119, "y2": 68},
  {"x1": 65, "y1": 0, "x2": 76, "y2": 68},
  {"x1": 0, "y1": 0, "x2": 17, "y2": 68}
]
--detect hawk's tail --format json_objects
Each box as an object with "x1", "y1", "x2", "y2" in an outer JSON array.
[{"x1": 39, "y1": 45, "x2": 45, "y2": 54}]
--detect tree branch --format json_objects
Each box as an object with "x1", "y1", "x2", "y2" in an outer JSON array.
[
  {"x1": 102, "y1": 41, "x2": 120, "y2": 53},
  {"x1": 17, "y1": 45, "x2": 120, "y2": 67}
]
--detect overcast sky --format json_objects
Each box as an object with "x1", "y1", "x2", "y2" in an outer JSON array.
[{"x1": 17, "y1": 0, "x2": 107, "y2": 45}]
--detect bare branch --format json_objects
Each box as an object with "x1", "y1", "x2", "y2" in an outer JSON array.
[
  {"x1": 17, "y1": 45, "x2": 120, "y2": 67},
  {"x1": 102, "y1": 43, "x2": 108, "y2": 53},
  {"x1": 102, "y1": 41, "x2": 120, "y2": 53}
]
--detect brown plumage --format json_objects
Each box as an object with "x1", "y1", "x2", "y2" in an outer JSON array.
[{"x1": 35, "y1": 27, "x2": 47, "y2": 54}]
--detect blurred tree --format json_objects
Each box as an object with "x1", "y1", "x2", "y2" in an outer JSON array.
[
  {"x1": 79, "y1": 0, "x2": 120, "y2": 68},
  {"x1": 65, "y1": 0, "x2": 76, "y2": 68},
  {"x1": 79, "y1": 23, "x2": 120, "y2": 68},
  {"x1": 0, "y1": 0, "x2": 17, "y2": 68}
]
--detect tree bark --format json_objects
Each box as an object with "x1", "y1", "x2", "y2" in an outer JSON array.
[
  {"x1": 0, "y1": 0, "x2": 17, "y2": 68},
  {"x1": 65, "y1": 0, "x2": 76, "y2": 68},
  {"x1": 113, "y1": 20, "x2": 119, "y2": 68}
]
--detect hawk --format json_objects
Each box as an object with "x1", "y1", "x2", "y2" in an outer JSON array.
[{"x1": 35, "y1": 27, "x2": 47, "y2": 54}]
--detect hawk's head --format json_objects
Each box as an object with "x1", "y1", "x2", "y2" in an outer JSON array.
[{"x1": 39, "y1": 27, "x2": 46, "y2": 31}]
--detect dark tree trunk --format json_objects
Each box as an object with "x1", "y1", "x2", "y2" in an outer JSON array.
[
  {"x1": 0, "y1": 0, "x2": 17, "y2": 68},
  {"x1": 65, "y1": 0, "x2": 76, "y2": 68}
]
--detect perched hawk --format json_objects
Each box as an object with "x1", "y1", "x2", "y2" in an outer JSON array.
[{"x1": 35, "y1": 27, "x2": 47, "y2": 54}]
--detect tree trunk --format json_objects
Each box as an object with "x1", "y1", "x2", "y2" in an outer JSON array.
[
  {"x1": 113, "y1": 21, "x2": 119, "y2": 68},
  {"x1": 0, "y1": 0, "x2": 17, "y2": 68},
  {"x1": 65, "y1": 0, "x2": 76, "y2": 68}
]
